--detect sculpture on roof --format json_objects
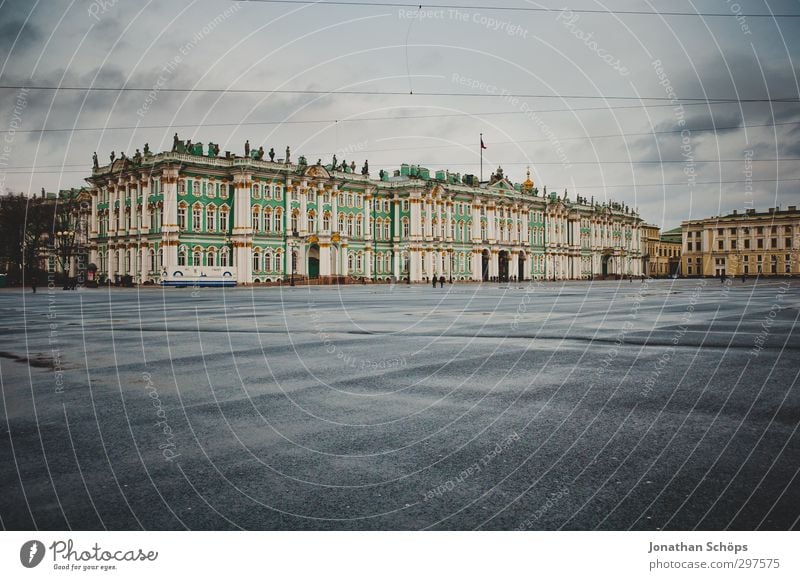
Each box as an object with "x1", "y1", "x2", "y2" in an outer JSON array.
[
  {"x1": 172, "y1": 133, "x2": 179, "y2": 151},
  {"x1": 133, "y1": 149, "x2": 142, "y2": 164},
  {"x1": 92, "y1": 152, "x2": 99, "y2": 170},
  {"x1": 109, "y1": 151, "x2": 116, "y2": 163},
  {"x1": 285, "y1": 146, "x2": 291, "y2": 164},
  {"x1": 350, "y1": 160, "x2": 356, "y2": 173},
  {"x1": 256, "y1": 146, "x2": 264, "y2": 160},
  {"x1": 143, "y1": 143, "x2": 151, "y2": 156},
  {"x1": 361, "y1": 160, "x2": 369, "y2": 175},
  {"x1": 331, "y1": 154, "x2": 337, "y2": 169},
  {"x1": 244, "y1": 140, "x2": 250, "y2": 158},
  {"x1": 268, "y1": 147, "x2": 275, "y2": 161}
]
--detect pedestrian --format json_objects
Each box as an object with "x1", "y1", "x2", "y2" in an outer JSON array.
[
  {"x1": 30, "y1": 274, "x2": 37, "y2": 294},
  {"x1": 432, "y1": 275, "x2": 437, "y2": 289},
  {"x1": 439, "y1": 275, "x2": 445, "y2": 288}
]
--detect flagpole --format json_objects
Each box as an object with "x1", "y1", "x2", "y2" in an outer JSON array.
[{"x1": 480, "y1": 133, "x2": 483, "y2": 183}]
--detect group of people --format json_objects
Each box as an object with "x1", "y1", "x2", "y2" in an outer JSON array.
[{"x1": 431, "y1": 275, "x2": 447, "y2": 288}]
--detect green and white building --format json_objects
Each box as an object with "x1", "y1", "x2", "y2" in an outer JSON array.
[{"x1": 86, "y1": 142, "x2": 644, "y2": 284}]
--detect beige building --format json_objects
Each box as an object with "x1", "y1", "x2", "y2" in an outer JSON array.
[
  {"x1": 681, "y1": 206, "x2": 800, "y2": 277},
  {"x1": 642, "y1": 224, "x2": 682, "y2": 277}
]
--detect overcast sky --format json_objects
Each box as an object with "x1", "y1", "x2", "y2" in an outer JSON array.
[{"x1": 1, "y1": 0, "x2": 799, "y2": 229}]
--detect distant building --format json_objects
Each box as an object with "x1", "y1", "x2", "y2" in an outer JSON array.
[
  {"x1": 642, "y1": 224, "x2": 682, "y2": 277},
  {"x1": 681, "y1": 206, "x2": 800, "y2": 277},
  {"x1": 86, "y1": 140, "x2": 644, "y2": 284}
]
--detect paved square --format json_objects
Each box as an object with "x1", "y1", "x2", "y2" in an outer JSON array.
[{"x1": 1, "y1": 279, "x2": 798, "y2": 530}]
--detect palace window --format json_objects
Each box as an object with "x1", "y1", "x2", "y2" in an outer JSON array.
[
  {"x1": 291, "y1": 189, "x2": 298, "y2": 201},
  {"x1": 264, "y1": 208, "x2": 272, "y2": 232},
  {"x1": 178, "y1": 246, "x2": 187, "y2": 266},
  {"x1": 275, "y1": 209, "x2": 283, "y2": 232},
  {"x1": 274, "y1": 186, "x2": 282, "y2": 201},
  {"x1": 375, "y1": 218, "x2": 383, "y2": 239},
  {"x1": 207, "y1": 249, "x2": 217, "y2": 267},
  {"x1": 192, "y1": 247, "x2": 202, "y2": 266},
  {"x1": 207, "y1": 182, "x2": 215, "y2": 198},
  {"x1": 323, "y1": 213, "x2": 330, "y2": 231},
  {"x1": 402, "y1": 200, "x2": 409, "y2": 212},
  {"x1": 192, "y1": 207, "x2": 202, "y2": 231},
  {"x1": 253, "y1": 207, "x2": 261, "y2": 231},
  {"x1": 253, "y1": 250, "x2": 261, "y2": 272},
  {"x1": 348, "y1": 253, "x2": 354, "y2": 272},
  {"x1": 179, "y1": 180, "x2": 186, "y2": 195},
  {"x1": 192, "y1": 181, "x2": 199, "y2": 195},
  {"x1": 206, "y1": 207, "x2": 216, "y2": 231},
  {"x1": 220, "y1": 248, "x2": 230, "y2": 267},
  {"x1": 252, "y1": 184, "x2": 260, "y2": 198},
  {"x1": 402, "y1": 218, "x2": 409, "y2": 238},
  {"x1": 219, "y1": 208, "x2": 229, "y2": 232},
  {"x1": 384, "y1": 221, "x2": 391, "y2": 240},
  {"x1": 291, "y1": 212, "x2": 299, "y2": 233},
  {"x1": 355, "y1": 216, "x2": 362, "y2": 237},
  {"x1": 177, "y1": 206, "x2": 187, "y2": 230},
  {"x1": 273, "y1": 252, "x2": 282, "y2": 272}
]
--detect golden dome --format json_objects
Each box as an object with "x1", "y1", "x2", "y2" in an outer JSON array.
[{"x1": 522, "y1": 166, "x2": 534, "y2": 191}]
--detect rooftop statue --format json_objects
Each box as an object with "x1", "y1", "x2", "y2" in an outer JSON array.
[
  {"x1": 269, "y1": 147, "x2": 275, "y2": 161},
  {"x1": 350, "y1": 160, "x2": 356, "y2": 172},
  {"x1": 361, "y1": 160, "x2": 369, "y2": 175},
  {"x1": 256, "y1": 146, "x2": 264, "y2": 160},
  {"x1": 143, "y1": 143, "x2": 150, "y2": 156},
  {"x1": 298, "y1": 155, "x2": 307, "y2": 167},
  {"x1": 332, "y1": 154, "x2": 337, "y2": 169},
  {"x1": 285, "y1": 146, "x2": 290, "y2": 164},
  {"x1": 109, "y1": 150, "x2": 115, "y2": 163},
  {"x1": 92, "y1": 152, "x2": 99, "y2": 170},
  {"x1": 172, "y1": 133, "x2": 179, "y2": 152},
  {"x1": 134, "y1": 149, "x2": 142, "y2": 164},
  {"x1": 244, "y1": 140, "x2": 250, "y2": 158}
]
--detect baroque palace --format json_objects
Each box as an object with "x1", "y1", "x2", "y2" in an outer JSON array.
[{"x1": 85, "y1": 138, "x2": 644, "y2": 285}]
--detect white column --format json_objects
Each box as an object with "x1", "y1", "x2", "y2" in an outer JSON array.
[
  {"x1": 364, "y1": 194, "x2": 372, "y2": 240},
  {"x1": 393, "y1": 199, "x2": 401, "y2": 239},
  {"x1": 319, "y1": 243, "x2": 331, "y2": 276},
  {"x1": 471, "y1": 202, "x2": 481, "y2": 241},
  {"x1": 331, "y1": 189, "x2": 339, "y2": 232},
  {"x1": 315, "y1": 188, "x2": 323, "y2": 233}
]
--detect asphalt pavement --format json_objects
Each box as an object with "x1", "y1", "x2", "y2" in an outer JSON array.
[{"x1": 1, "y1": 277, "x2": 798, "y2": 530}]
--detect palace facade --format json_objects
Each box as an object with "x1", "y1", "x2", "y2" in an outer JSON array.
[
  {"x1": 86, "y1": 141, "x2": 644, "y2": 284},
  {"x1": 681, "y1": 206, "x2": 800, "y2": 277}
]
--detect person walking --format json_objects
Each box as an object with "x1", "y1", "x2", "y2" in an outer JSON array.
[
  {"x1": 439, "y1": 275, "x2": 445, "y2": 288},
  {"x1": 432, "y1": 275, "x2": 437, "y2": 289},
  {"x1": 30, "y1": 274, "x2": 37, "y2": 294}
]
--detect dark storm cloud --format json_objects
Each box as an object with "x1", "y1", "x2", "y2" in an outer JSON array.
[{"x1": 0, "y1": 0, "x2": 43, "y2": 56}]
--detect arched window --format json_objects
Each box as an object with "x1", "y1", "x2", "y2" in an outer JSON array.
[
  {"x1": 347, "y1": 215, "x2": 354, "y2": 237},
  {"x1": 252, "y1": 206, "x2": 261, "y2": 231},
  {"x1": 207, "y1": 248, "x2": 217, "y2": 267},
  {"x1": 273, "y1": 251, "x2": 282, "y2": 272},
  {"x1": 264, "y1": 250, "x2": 273, "y2": 271},
  {"x1": 274, "y1": 209, "x2": 283, "y2": 232},
  {"x1": 402, "y1": 218, "x2": 409, "y2": 238},
  {"x1": 158, "y1": 248, "x2": 164, "y2": 268},
  {"x1": 219, "y1": 206, "x2": 229, "y2": 232},
  {"x1": 375, "y1": 218, "x2": 383, "y2": 239},
  {"x1": 177, "y1": 204, "x2": 187, "y2": 230},
  {"x1": 308, "y1": 211, "x2": 316, "y2": 232},
  {"x1": 252, "y1": 184, "x2": 260, "y2": 198},
  {"x1": 178, "y1": 245, "x2": 187, "y2": 266},
  {"x1": 347, "y1": 253, "x2": 354, "y2": 272},
  {"x1": 206, "y1": 205, "x2": 216, "y2": 231},
  {"x1": 323, "y1": 212, "x2": 331, "y2": 231},
  {"x1": 192, "y1": 205, "x2": 202, "y2": 231},
  {"x1": 264, "y1": 208, "x2": 272, "y2": 232},
  {"x1": 290, "y1": 211, "x2": 299, "y2": 234},
  {"x1": 149, "y1": 249, "x2": 156, "y2": 272},
  {"x1": 253, "y1": 249, "x2": 261, "y2": 272},
  {"x1": 355, "y1": 215, "x2": 362, "y2": 237},
  {"x1": 220, "y1": 247, "x2": 230, "y2": 267},
  {"x1": 192, "y1": 246, "x2": 202, "y2": 267},
  {"x1": 385, "y1": 220, "x2": 391, "y2": 240},
  {"x1": 356, "y1": 252, "x2": 363, "y2": 270}
]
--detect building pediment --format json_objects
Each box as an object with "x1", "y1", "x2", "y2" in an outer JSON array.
[{"x1": 304, "y1": 164, "x2": 331, "y2": 179}]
